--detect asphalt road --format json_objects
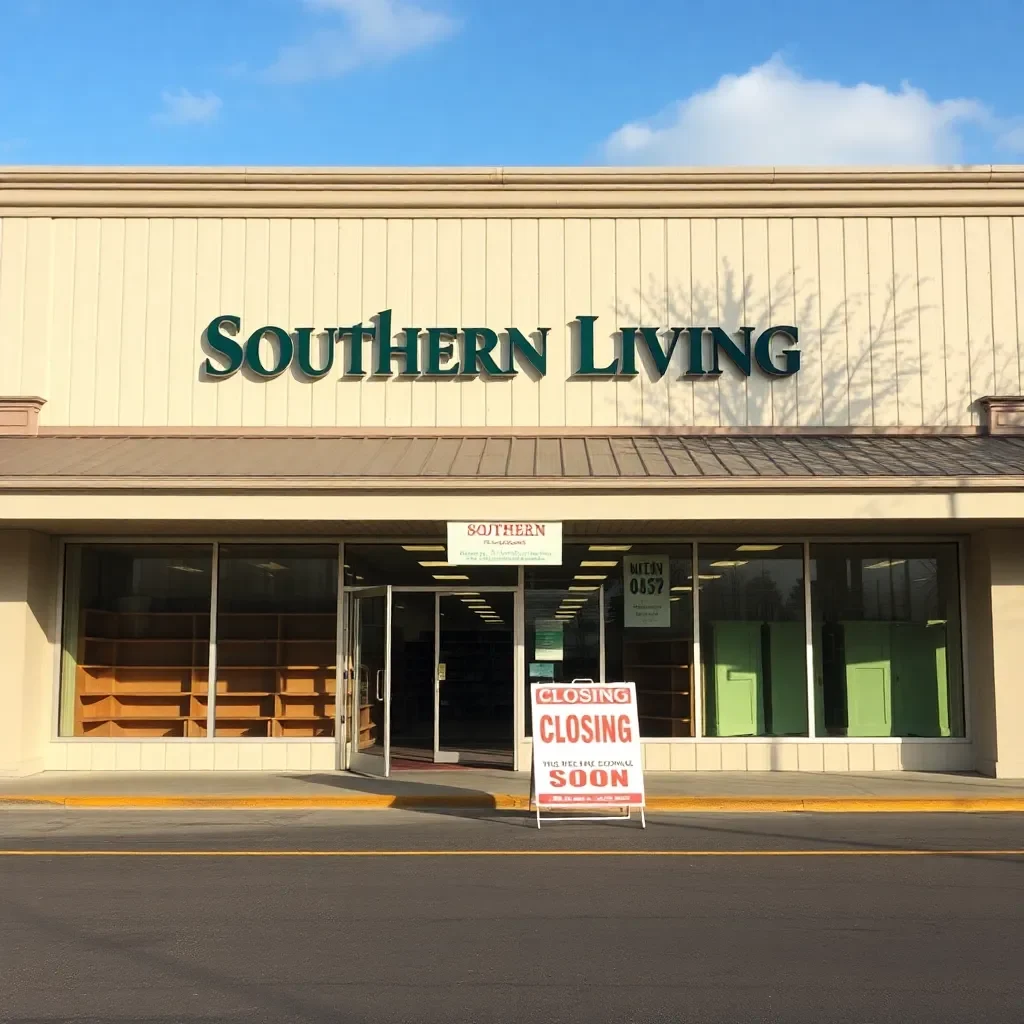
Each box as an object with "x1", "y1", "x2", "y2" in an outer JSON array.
[{"x1": 2, "y1": 810, "x2": 1023, "y2": 1024}]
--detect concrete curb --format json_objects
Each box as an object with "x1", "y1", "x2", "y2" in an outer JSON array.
[{"x1": 2, "y1": 794, "x2": 1024, "y2": 812}]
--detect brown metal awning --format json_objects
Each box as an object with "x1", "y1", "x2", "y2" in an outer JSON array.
[{"x1": 1, "y1": 434, "x2": 1023, "y2": 490}]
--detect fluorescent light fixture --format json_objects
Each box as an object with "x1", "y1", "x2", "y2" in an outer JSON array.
[
  {"x1": 710, "y1": 560, "x2": 748, "y2": 568},
  {"x1": 671, "y1": 585, "x2": 692, "y2": 592},
  {"x1": 433, "y1": 574, "x2": 469, "y2": 580},
  {"x1": 355, "y1": 575, "x2": 364, "y2": 581},
  {"x1": 418, "y1": 561, "x2": 453, "y2": 568},
  {"x1": 670, "y1": 597, "x2": 680, "y2": 602},
  {"x1": 580, "y1": 560, "x2": 618, "y2": 567},
  {"x1": 698, "y1": 574, "x2": 721, "y2": 580},
  {"x1": 170, "y1": 563, "x2": 205, "y2": 574},
  {"x1": 253, "y1": 561, "x2": 287, "y2": 572},
  {"x1": 463, "y1": 599, "x2": 487, "y2": 605},
  {"x1": 568, "y1": 585, "x2": 599, "y2": 591},
  {"x1": 452, "y1": 592, "x2": 479, "y2": 596},
  {"x1": 402, "y1": 545, "x2": 445, "y2": 552},
  {"x1": 574, "y1": 574, "x2": 607, "y2": 581},
  {"x1": 589, "y1": 544, "x2": 631, "y2": 551},
  {"x1": 864, "y1": 559, "x2": 906, "y2": 570},
  {"x1": 736, "y1": 544, "x2": 782, "y2": 552}
]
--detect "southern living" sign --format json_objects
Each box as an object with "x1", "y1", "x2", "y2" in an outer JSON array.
[{"x1": 201, "y1": 312, "x2": 800, "y2": 381}]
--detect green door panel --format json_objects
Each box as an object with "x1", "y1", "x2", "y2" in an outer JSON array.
[
  {"x1": 768, "y1": 621, "x2": 807, "y2": 735},
  {"x1": 712, "y1": 621, "x2": 762, "y2": 737},
  {"x1": 891, "y1": 622, "x2": 948, "y2": 737},
  {"x1": 842, "y1": 621, "x2": 892, "y2": 737}
]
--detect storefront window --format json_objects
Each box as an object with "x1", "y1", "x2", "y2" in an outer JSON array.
[
  {"x1": 700, "y1": 544, "x2": 807, "y2": 737},
  {"x1": 345, "y1": 544, "x2": 517, "y2": 587},
  {"x1": 59, "y1": 544, "x2": 213, "y2": 737},
  {"x1": 603, "y1": 545, "x2": 695, "y2": 738},
  {"x1": 524, "y1": 546, "x2": 601, "y2": 736},
  {"x1": 810, "y1": 544, "x2": 964, "y2": 737},
  {"x1": 215, "y1": 545, "x2": 338, "y2": 737}
]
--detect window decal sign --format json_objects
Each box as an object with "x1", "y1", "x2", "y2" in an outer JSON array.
[{"x1": 623, "y1": 553, "x2": 670, "y2": 627}]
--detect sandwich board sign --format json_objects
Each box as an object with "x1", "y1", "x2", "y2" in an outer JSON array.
[{"x1": 529, "y1": 680, "x2": 646, "y2": 828}]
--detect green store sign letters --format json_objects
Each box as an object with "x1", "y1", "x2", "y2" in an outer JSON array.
[{"x1": 201, "y1": 312, "x2": 800, "y2": 381}]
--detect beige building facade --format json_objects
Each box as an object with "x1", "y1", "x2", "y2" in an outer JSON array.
[{"x1": 1, "y1": 166, "x2": 1023, "y2": 777}]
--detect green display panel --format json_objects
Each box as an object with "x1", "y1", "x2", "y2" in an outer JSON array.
[
  {"x1": 768, "y1": 621, "x2": 807, "y2": 736},
  {"x1": 710, "y1": 621, "x2": 763, "y2": 737},
  {"x1": 892, "y1": 622, "x2": 949, "y2": 737},
  {"x1": 842, "y1": 621, "x2": 893, "y2": 737}
]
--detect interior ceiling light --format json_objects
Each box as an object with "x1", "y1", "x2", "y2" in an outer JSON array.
[
  {"x1": 736, "y1": 544, "x2": 782, "y2": 552},
  {"x1": 418, "y1": 561, "x2": 453, "y2": 568},
  {"x1": 710, "y1": 560, "x2": 748, "y2": 568},
  {"x1": 696, "y1": 574, "x2": 721, "y2": 580},
  {"x1": 865, "y1": 559, "x2": 907, "y2": 570},
  {"x1": 402, "y1": 545, "x2": 445, "y2": 552},
  {"x1": 589, "y1": 544, "x2": 632, "y2": 551},
  {"x1": 671, "y1": 585, "x2": 692, "y2": 592},
  {"x1": 170, "y1": 563, "x2": 205, "y2": 574},
  {"x1": 574, "y1": 574, "x2": 607, "y2": 581},
  {"x1": 433, "y1": 574, "x2": 469, "y2": 580},
  {"x1": 580, "y1": 560, "x2": 618, "y2": 567},
  {"x1": 569, "y1": 585, "x2": 599, "y2": 591},
  {"x1": 670, "y1": 597, "x2": 680, "y2": 602},
  {"x1": 452, "y1": 592, "x2": 479, "y2": 596},
  {"x1": 252, "y1": 561, "x2": 287, "y2": 572},
  {"x1": 463, "y1": 598, "x2": 487, "y2": 604}
]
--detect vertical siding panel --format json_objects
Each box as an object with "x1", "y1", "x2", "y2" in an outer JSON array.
[
  {"x1": 69, "y1": 219, "x2": 101, "y2": 426},
  {"x1": 192, "y1": 220, "x2": 222, "y2": 427},
  {"x1": 563, "y1": 219, "x2": 592, "y2": 425},
  {"x1": 287, "y1": 219, "x2": 315, "y2": 427},
  {"x1": 589, "y1": 219, "x2": 617, "y2": 427},
  {"x1": 843, "y1": 218, "x2": 872, "y2": 426},
  {"x1": 965, "y1": 217, "x2": 996, "y2": 408},
  {"x1": 0, "y1": 219, "x2": 26, "y2": 395},
  {"x1": 639, "y1": 219, "x2": 668, "y2": 428},
  {"x1": 1014, "y1": 218, "x2": 1024, "y2": 397},
  {"x1": 690, "y1": 218, "x2": 719, "y2": 425},
  {"x1": 768, "y1": 219, "x2": 798, "y2": 425},
  {"x1": 240, "y1": 219, "x2": 270, "y2": 427},
  {"x1": 263, "y1": 219, "x2": 291, "y2": 426},
  {"x1": 434, "y1": 219, "x2": 461, "y2": 427},
  {"x1": 665, "y1": 219, "x2": 694, "y2": 426},
  {"x1": 20, "y1": 219, "x2": 53, "y2": 406},
  {"x1": 484, "y1": 218, "x2": 513, "y2": 426},
  {"x1": 867, "y1": 218, "x2": 899, "y2": 426},
  {"x1": 336, "y1": 219, "x2": 363, "y2": 426},
  {"x1": 940, "y1": 218, "x2": 971, "y2": 424},
  {"x1": 460, "y1": 219, "x2": 487, "y2": 426},
  {"x1": 385, "y1": 218, "x2": 413, "y2": 427},
  {"x1": 215, "y1": 220, "x2": 246, "y2": 427},
  {"x1": 989, "y1": 217, "x2": 1019, "y2": 395},
  {"x1": 93, "y1": 220, "x2": 126, "y2": 426},
  {"x1": 360, "y1": 219, "x2": 388, "y2": 426},
  {"x1": 167, "y1": 219, "x2": 198, "y2": 426},
  {"x1": 310, "y1": 219, "x2": 339, "y2": 427},
  {"x1": 510, "y1": 218, "x2": 540, "y2": 427},
  {"x1": 117, "y1": 220, "x2": 147, "y2": 427},
  {"x1": 411, "y1": 218, "x2": 438, "y2": 426},
  {"x1": 916, "y1": 218, "x2": 947, "y2": 425},
  {"x1": 537, "y1": 219, "x2": 565, "y2": 427},
  {"x1": 142, "y1": 220, "x2": 173, "y2": 426},
  {"x1": 891, "y1": 219, "x2": 923, "y2": 426},
  {"x1": 613, "y1": 218, "x2": 641, "y2": 426},
  {"x1": 792, "y1": 219, "x2": 822, "y2": 425},
  {"x1": 817, "y1": 219, "x2": 849, "y2": 425},
  {"x1": 719, "y1": 219, "x2": 750, "y2": 425}
]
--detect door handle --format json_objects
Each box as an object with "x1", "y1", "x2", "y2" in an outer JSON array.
[{"x1": 375, "y1": 668, "x2": 384, "y2": 702}]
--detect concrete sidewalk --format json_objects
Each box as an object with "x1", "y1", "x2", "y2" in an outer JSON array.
[{"x1": 2, "y1": 770, "x2": 1024, "y2": 811}]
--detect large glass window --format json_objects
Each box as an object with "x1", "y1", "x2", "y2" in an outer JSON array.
[
  {"x1": 345, "y1": 544, "x2": 517, "y2": 587},
  {"x1": 215, "y1": 545, "x2": 338, "y2": 737},
  {"x1": 59, "y1": 545, "x2": 213, "y2": 737},
  {"x1": 810, "y1": 544, "x2": 964, "y2": 737},
  {"x1": 603, "y1": 545, "x2": 695, "y2": 738},
  {"x1": 700, "y1": 544, "x2": 807, "y2": 737},
  {"x1": 524, "y1": 545, "x2": 601, "y2": 736}
]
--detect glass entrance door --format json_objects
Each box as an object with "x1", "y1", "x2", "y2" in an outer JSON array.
[
  {"x1": 435, "y1": 591, "x2": 515, "y2": 767},
  {"x1": 347, "y1": 586, "x2": 392, "y2": 777}
]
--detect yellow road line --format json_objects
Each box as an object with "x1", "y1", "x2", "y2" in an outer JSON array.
[{"x1": 0, "y1": 849, "x2": 1022, "y2": 857}]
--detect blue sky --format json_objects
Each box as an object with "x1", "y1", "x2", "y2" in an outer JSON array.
[{"x1": 2, "y1": 0, "x2": 1023, "y2": 166}]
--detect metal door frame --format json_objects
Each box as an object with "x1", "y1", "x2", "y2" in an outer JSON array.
[{"x1": 346, "y1": 585, "x2": 392, "y2": 777}]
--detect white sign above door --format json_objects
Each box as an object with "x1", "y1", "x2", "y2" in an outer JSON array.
[{"x1": 447, "y1": 521, "x2": 562, "y2": 565}]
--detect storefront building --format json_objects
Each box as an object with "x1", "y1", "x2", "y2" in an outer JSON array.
[{"x1": 1, "y1": 166, "x2": 1023, "y2": 778}]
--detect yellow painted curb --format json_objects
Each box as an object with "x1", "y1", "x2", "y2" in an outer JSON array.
[{"x1": 2, "y1": 794, "x2": 1024, "y2": 812}]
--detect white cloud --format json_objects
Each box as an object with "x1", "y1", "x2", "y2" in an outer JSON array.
[
  {"x1": 267, "y1": 0, "x2": 458, "y2": 84},
  {"x1": 153, "y1": 89, "x2": 222, "y2": 126},
  {"x1": 604, "y1": 56, "x2": 999, "y2": 165}
]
